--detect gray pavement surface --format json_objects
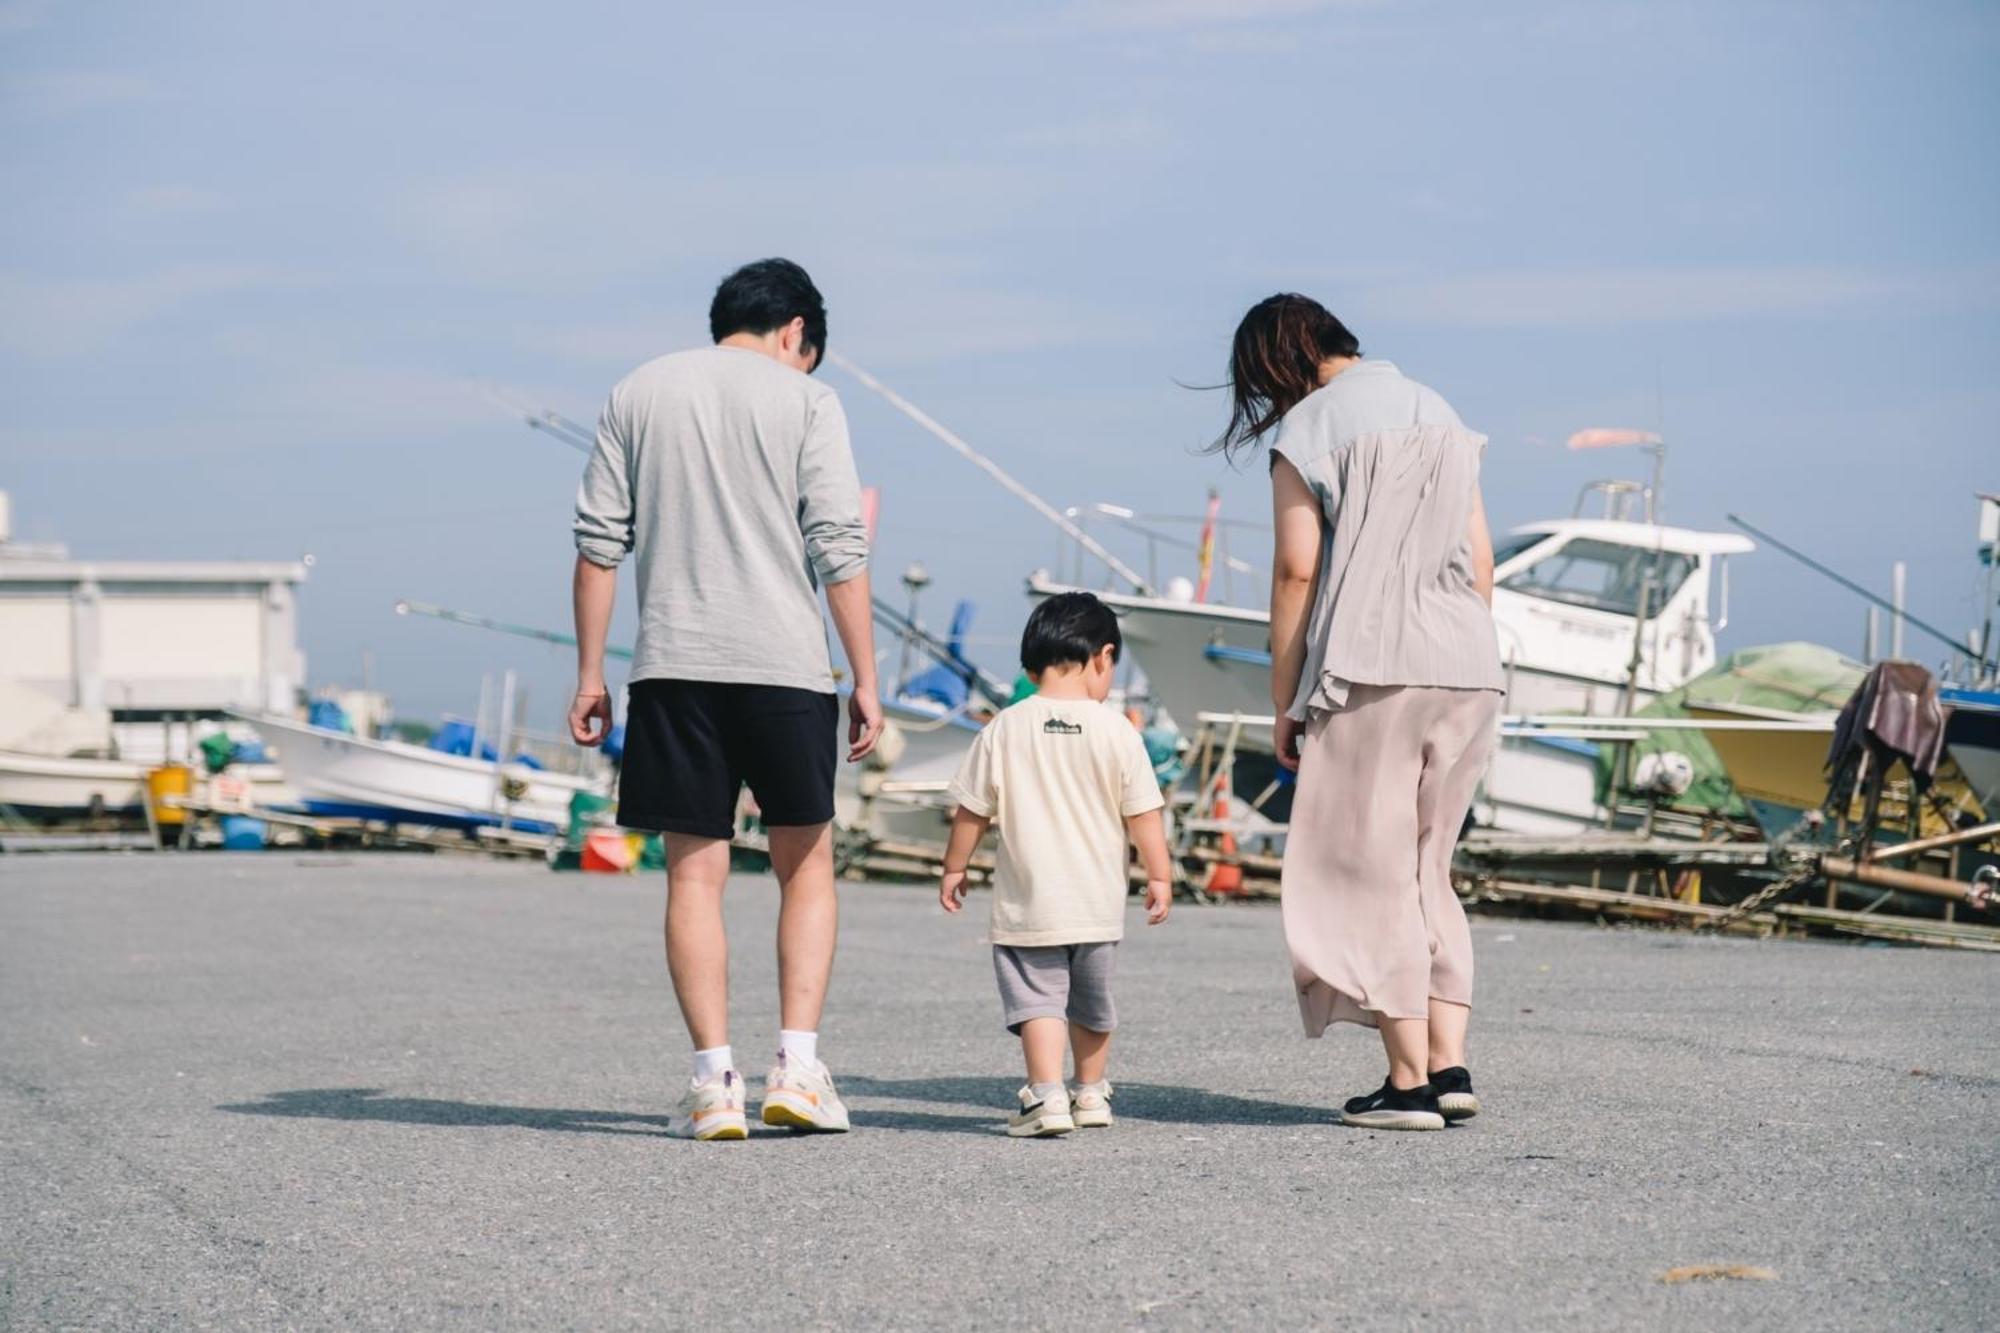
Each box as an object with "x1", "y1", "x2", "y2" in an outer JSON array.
[{"x1": 2, "y1": 854, "x2": 1995, "y2": 1331}]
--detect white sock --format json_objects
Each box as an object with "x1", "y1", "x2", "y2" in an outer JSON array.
[
  {"x1": 1031, "y1": 1080, "x2": 1065, "y2": 1102},
  {"x1": 778, "y1": 1029, "x2": 818, "y2": 1068},
  {"x1": 692, "y1": 1045, "x2": 733, "y2": 1084}
]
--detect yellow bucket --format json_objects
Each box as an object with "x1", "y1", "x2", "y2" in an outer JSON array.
[{"x1": 147, "y1": 763, "x2": 193, "y2": 826}]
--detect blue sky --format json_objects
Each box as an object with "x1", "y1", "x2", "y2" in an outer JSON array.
[{"x1": 4, "y1": 0, "x2": 1996, "y2": 728}]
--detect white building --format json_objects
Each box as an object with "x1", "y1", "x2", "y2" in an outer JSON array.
[{"x1": 0, "y1": 491, "x2": 307, "y2": 756}]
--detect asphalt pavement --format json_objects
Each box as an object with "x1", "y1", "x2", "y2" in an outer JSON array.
[{"x1": 2, "y1": 854, "x2": 1994, "y2": 1330}]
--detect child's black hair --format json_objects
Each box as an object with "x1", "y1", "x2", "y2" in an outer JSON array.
[{"x1": 1020, "y1": 591, "x2": 1121, "y2": 675}]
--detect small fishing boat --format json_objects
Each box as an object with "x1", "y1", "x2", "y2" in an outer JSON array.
[
  {"x1": 0, "y1": 748, "x2": 289, "y2": 825},
  {"x1": 235, "y1": 710, "x2": 607, "y2": 835},
  {"x1": 1942, "y1": 686, "x2": 2000, "y2": 814}
]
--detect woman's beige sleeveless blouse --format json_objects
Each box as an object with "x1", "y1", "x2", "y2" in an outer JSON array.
[{"x1": 1269, "y1": 360, "x2": 1505, "y2": 721}]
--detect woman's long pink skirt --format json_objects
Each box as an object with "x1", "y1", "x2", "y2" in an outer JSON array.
[{"x1": 1281, "y1": 683, "x2": 1500, "y2": 1035}]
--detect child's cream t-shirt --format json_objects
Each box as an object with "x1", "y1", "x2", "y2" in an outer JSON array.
[{"x1": 947, "y1": 694, "x2": 1165, "y2": 946}]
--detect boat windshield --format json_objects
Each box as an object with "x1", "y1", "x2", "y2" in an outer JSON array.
[
  {"x1": 1492, "y1": 531, "x2": 1555, "y2": 568},
  {"x1": 1500, "y1": 538, "x2": 1695, "y2": 617}
]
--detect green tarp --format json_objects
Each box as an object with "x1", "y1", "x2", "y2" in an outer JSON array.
[{"x1": 1592, "y1": 641, "x2": 1867, "y2": 815}]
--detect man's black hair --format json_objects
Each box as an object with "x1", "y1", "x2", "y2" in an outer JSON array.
[
  {"x1": 708, "y1": 258, "x2": 828, "y2": 367},
  {"x1": 1020, "y1": 591, "x2": 1122, "y2": 674}
]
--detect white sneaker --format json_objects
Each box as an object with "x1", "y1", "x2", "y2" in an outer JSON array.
[
  {"x1": 669, "y1": 1069, "x2": 747, "y2": 1141},
  {"x1": 1007, "y1": 1084, "x2": 1075, "y2": 1138},
  {"x1": 760, "y1": 1053, "x2": 851, "y2": 1132},
  {"x1": 1069, "y1": 1079, "x2": 1114, "y2": 1128}
]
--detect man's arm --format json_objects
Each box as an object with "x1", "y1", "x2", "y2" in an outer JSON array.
[
  {"x1": 797, "y1": 392, "x2": 881, "y2": 761},
  {"x1": 569, "y1": 554, "x2": 617, "y2": 746},
  {"x1": 825, "y1": 574, "x2": 883, "y2": 761},
  {"x1": 570, "y1": 395, "x2": 631, "y2": 747}
]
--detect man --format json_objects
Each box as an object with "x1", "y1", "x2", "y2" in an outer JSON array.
[{"x1": 569, "y1": 258, "x2": 883, "y2": 1141}]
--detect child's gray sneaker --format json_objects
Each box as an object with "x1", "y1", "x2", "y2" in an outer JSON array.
[
  {"x1": 1069, "y1": 1079, "x2": 1113, "y2": 1128},
  {"x1": 1007, "y1": 1084, "x2": 1075, "y2": 1137}
]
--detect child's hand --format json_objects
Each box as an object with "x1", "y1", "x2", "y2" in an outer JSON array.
[
  {"x1": 1144, "y1": 879, "x2": 1171, "y2": 925},
  {"x1": 939, "y1": 868, "x2": 968, "y2": 914}
]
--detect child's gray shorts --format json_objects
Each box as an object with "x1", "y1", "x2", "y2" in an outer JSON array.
[{"x1": 992, "y1": 941, "x2": 1119, "y2": 1034}]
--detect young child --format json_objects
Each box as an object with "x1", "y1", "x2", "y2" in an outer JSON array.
[{"x1": 940, "y1": 591, "x2": 1173, "y2": 1137}]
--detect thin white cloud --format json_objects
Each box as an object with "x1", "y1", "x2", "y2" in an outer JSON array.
[
  {"x1": 0, "y1": 264, "x2": 294, "y2": 357},
  {"x1": 1067, "y1": 0, "x2": 1375, "y2": 30},
  {"x1": 1008, "y1": 111, "x2": 1161, "y2": 152},
  {"x1": 9, "y1": 69, "x2": 158, "y2": 114},
  {"x1": 123, "y1": 184, "x2": 227, "y2": 218},
  {"x1": 1347, "y1": 265, "x2": 2000, "y2": 327}
]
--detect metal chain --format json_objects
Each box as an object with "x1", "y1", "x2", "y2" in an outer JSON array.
[{"x1": 1699, "y1": 861, "x2": 1818, "y2": 932}]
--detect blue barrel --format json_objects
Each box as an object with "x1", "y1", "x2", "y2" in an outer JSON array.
[{"x1": 220, "y1": 815, "x2": 268, "y2": 851}]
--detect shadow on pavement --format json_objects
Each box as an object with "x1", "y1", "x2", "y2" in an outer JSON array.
[
  {"x1": 838, "y1": 1075, "x2": 1328, "y2": 1126},
  {"x1": 219, "y1": 1076, "x2": 1326, "y2": 1138},
  {"x1": 218, "y1": 1088, "x2": 677, "y2": 1138},
  {"x1": 218, "y1": 1087, "x2": 999, "y2": 1138}
]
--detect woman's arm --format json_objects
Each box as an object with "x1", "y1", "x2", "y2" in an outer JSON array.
[
  {"x1": 1467, "y1": 484, "x2": 1495, "y2": 607},
  {"x1": 1268, "y1": 456, "x2": 1323, "y2": 770},
  {"x1": 1268, "y1": 455, "x2": 1322, "y2": 711}
]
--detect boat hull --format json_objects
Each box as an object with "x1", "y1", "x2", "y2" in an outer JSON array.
[
  {"x1": 0, "y1": 749, "x2": 291, "y2": 825},
  {"x1": 239, "y1": 713, "x2": 606, "y2": 835}
]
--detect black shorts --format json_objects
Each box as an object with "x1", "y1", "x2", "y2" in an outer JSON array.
[{"x1": 618, "y1": 679, "x2": 839, "y2": 838}]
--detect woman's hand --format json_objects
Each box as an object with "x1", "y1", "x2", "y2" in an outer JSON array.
[{"x1": 1274, "y1": 713, "x2": 1304, "y2": 772}]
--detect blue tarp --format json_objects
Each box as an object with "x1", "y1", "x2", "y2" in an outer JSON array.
[
  {"x1": 307, "y1": 699, "x2": 353, "y2": 733},
  {"x1": 426, "y1": 718, "x2": 544, "y2": 769},
  {"x1": 901, "y1": 599, "x2": 979, "y2": 711}
]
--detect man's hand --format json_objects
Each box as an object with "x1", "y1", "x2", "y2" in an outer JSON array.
[
  {"x1": 940, "y1": 868, "x2": 968, "y2": 914},
  {"x1": 1274, "y1": 713, "x2": 1304, "y2": 773},
  {"x1": 1145, "y1": 879, "x2": 1172, "y2": 925},
  {"x1": 847, "y1": 686, "x2": 884, "y2": 762},
  {"x1": 569, "y1": 687, "x2": 612, "y2": 747}
]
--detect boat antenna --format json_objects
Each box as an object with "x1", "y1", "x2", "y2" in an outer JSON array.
[
  {"x1": 476, "y1": 384, "x2": 596, "y2": 454},
  {"x1": 1724, "y1": 514, "x2": 1975, "y2": 663},
  {"x1": 397, "y1": 596, "x2": 1010, "y2": 703},
  {"x1": 826, "y1": 352, "x2": 1154, "y2": 595},
  {"x1": 395, "y1": 600, "x2": 632, "y2": 659}
]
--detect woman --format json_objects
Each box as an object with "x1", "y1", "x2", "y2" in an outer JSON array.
[{"x1": 1216, "y1": 294, "x2": 1505, "y2": 1132}]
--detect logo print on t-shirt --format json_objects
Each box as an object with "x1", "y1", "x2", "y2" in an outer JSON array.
[{"x1": 1042, "y1": 715, "x2": 1083, "y2": 735}]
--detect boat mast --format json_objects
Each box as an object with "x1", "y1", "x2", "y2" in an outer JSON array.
[{"x1": 827, "y1": 353, "x2": 1154, "y2": 595}]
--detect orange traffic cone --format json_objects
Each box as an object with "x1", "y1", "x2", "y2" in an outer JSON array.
[{"x1": 1205, "y1": 772, "x2": 1244, "y2": 897}]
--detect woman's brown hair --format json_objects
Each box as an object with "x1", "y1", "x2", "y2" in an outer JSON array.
[{"x1": 1210, "y1": 294, "x2": 1361, "y2": 463}]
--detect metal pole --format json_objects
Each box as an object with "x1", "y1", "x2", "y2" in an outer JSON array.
[
  {"x1": 828, "y1": 353, "x2": 1153, "y2": 594},
  {"x1": 1890, "y1": 561, "x2": 1907, "y2": 660},
  {"x1": 1726, "y1": 514, "x2": 1971, "y2": 662},
  {"x1": 494, "y1": 669, "x2": 516, "y2": 830}
]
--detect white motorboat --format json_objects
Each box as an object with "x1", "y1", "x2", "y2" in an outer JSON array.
[{"x1": 237, "y1": 711, "x2": 608, "y2": 835}]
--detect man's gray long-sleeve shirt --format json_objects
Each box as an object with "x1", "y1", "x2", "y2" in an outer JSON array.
[{"x1": 573, "y1": 345, "x2": 869, "y2": 693}]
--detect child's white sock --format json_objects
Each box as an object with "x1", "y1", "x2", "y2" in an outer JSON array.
[
  {"x1": 1030, "y1": 1080, "x2": 1065, "y2": 1102},
  {"x1": 1073, "y1": 1078, "x2": 1109, "y2": 1095},
  {"x1": 692, "y1": 1045, "x2": 733, "y2": 1084},
  {"x1": 778, "y1": 1029, "x2": 818, "y2": 1068}
]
